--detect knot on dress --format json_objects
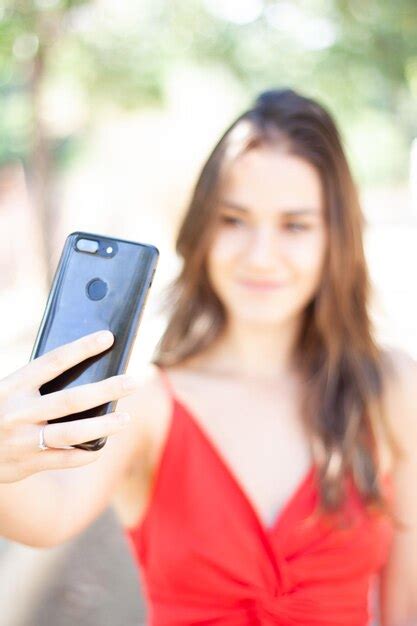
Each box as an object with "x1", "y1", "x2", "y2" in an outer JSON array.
[{"x1": 248, "y1": 590, "x2": 295, "y2": 625}]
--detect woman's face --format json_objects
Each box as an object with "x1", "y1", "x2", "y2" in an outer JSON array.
[{"x1": 206, "y1": 146, "x2": 327, "y2": 327}]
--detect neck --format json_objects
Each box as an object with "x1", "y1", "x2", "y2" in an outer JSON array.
[{"x1": 204, "y1": 315, "x2": 303, "y2": 382}]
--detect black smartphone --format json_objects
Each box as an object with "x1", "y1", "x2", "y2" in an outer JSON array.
[{"x1": 30, "y1": 231, "x2": 159, "y2": 452}]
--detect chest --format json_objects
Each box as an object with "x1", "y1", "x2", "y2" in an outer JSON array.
[
  {"x1": 116, "y1": 372, "x2": 393, "y2": 531},
  {"x1": 168, "y1": 378, "x2": 313, "y2": 529}
]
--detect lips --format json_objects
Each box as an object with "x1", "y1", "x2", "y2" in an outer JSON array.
[{"x1": 236, "y1": 278, "x2": 287, "y2": 290}]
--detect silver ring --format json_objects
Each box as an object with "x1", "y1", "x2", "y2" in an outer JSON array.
[{"x1": 38, "y1": 424, "x2": 50, "y2": 451}]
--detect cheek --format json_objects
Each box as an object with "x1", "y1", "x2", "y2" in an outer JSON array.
[
  {"x1": 291, "y1": 231, "x2": 327, "y2": 280},
  {"x1": 207, "y1": 230, "x2": 247, "y2": 268},
  {"x1": 206, "y1": 233, "x2": 242, "y2": 300}
]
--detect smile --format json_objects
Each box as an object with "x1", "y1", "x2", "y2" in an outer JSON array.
[{"x1": 236, "y1": 279, "x2": 287, "y2": 291}]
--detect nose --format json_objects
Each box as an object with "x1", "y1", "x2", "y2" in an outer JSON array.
[{"x1": 245, "y1": 225, "x2": 278, "y2": 269}]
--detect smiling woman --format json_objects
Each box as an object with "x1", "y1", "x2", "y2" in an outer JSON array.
[{"x1": 119, "y1": 87, "x2": 417, "y2": 626}]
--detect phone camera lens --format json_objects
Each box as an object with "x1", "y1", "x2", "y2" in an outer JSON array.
[{"x1": 86, "y1": 278, "x2": 108, "y2": 301}]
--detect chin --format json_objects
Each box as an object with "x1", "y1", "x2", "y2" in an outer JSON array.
[
  {"x1": 220, "y1": 287, "x2": 314, "y2": 325},
  {"x1": 226, "y1": 304, "x2": 301, "y2": 327}
]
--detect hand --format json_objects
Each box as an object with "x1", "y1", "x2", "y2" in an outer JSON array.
[{"x1": 0, "y1": 330, "x2": 138, "y2": 483}]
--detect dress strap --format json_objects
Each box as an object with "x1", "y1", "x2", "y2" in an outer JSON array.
[{"x1": 155, "y1": 364, "x2": 175, "y2": 400}]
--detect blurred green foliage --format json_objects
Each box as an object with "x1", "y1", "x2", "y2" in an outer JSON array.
[{"x1": 0, "y1": 0, "x2": 416, "y2": 184}]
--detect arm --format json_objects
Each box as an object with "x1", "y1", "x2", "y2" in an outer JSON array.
[
  {"x1": 0, "y1": 363, "x2": 162, "y2": 548},
  {"x1": 379, "y1": 350, "x2": 417, "y2": 626}
]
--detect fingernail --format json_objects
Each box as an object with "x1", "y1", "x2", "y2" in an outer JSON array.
[
  {"x1": 122, "y1": 376, "x2": 139, "y2": 390},
  {"x1": 116, "y1": 412, "x2": 131, "y2": 423},
  {"x1": 97, "y1": 330, "x2": 113, "y2": 344}
]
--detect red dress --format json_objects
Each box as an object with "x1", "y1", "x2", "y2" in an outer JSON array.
[{"x1": 125, "y1": 366, "x2": 394, "y2": 626}]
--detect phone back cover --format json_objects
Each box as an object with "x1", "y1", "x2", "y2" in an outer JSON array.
[{"x1": 30, "y1": 231, "x2": 158, "y2": 424}]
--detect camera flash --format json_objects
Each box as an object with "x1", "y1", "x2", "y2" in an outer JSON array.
[
  {"x1": 106, "y1": 246, "x2": 113, "y2": 254},
  {"x1": 76, "y1": 238, "x2": 99, "y2": 253}
]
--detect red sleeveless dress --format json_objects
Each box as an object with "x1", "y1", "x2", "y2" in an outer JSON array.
[{"x1": 125, "y1": 366, "x2": 394, "y2": 626}]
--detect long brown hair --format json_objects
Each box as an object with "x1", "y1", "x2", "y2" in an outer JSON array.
[{"x1": 153, "y1": 88, "x2": 402, "y2": 518}]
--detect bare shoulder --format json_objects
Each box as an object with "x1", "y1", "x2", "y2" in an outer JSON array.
[
  {"x1": 110, "y1": 363, "x2": 174, "y2": 528},
  {"x1": 115, "y1": 362, "x2": 172, "y2": 468},
  {"x1": 377, "y1": 349, "x2": 417, "y2": 625},
  {"x1": 380, "y1": 346, "x2": 417, "y2": 460},
  {"x1": 384, "y1": 345, "x2": 417, "y2": 377}
]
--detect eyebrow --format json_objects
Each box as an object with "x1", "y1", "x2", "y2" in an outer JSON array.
[{"x1": 219, "y1": 199, "x2": 321, "y2": 216}]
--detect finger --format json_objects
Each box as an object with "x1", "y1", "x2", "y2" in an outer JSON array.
[
  {"x1": 29, "y1": 447, "x2": 103, "y2": 473},
  {"x1": 3, "y1": 330, "x2": 115, "y2": 394},
  {"x1": 39, "y1": 412, "x2": 131, "y2": 449},
  {"x1": 2, "y1": 374, "x2": 139, "y2": 426}
]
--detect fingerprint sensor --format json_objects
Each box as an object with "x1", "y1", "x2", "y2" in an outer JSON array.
[{"x1": 86, "y1": 278, "x2": 108, "y2": 300}]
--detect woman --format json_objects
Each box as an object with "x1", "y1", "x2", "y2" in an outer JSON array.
[{"x1": 0, "y1": 89, "x2": 416, "y2": 626}]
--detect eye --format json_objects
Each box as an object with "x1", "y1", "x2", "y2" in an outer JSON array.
[
  {"x1": 219, "y1": 214, "x2": 244, "y2": 226},
  {"x1": 284, "y1": 222, "x2": 310, "y2": 232}
]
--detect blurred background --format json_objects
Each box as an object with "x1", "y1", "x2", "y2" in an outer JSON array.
[{"x1": 0, "y1": 0, "x2": 416, "y2": 624}]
